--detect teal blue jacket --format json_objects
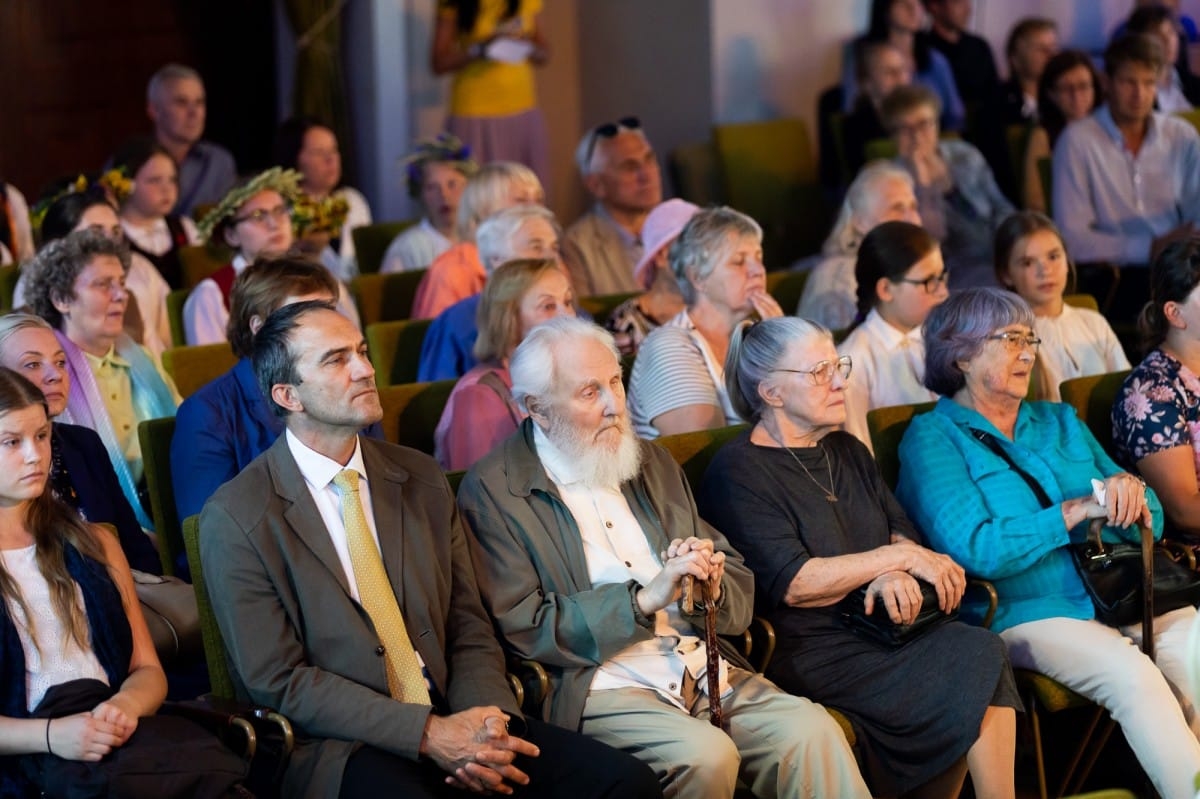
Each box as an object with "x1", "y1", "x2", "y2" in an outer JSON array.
[{"x1": 896, "y1": 398, "x2": 1163, "y2": 632}]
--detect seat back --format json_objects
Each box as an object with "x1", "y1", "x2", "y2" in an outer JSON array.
[
  {"x1": 139, "y1": 416, "x2": 181, "y2": 576},
  {"x1": 668, "y1": 140, "x2": 724, "y2": 207},
  {"x1": 766, "y1": 270, "x2": 809, "y2": 315},
  {"x1": 352, "y1": 270, "x2": 428, "y2": 327},
  {"x1": 1059, "y1": 370, "x2": 1132, "y2": 455},
  {"x1": 178, "y1": 244, "x2": 231, "y2": 289},
  {"x1": 162, "y1": 343, "x2": 238, "y2": 399},
  {"x1": 351, "y1": 220, "x2": 418, "y2": 274},
  {"x1": 0, "y1": 264, "x2": 19, "y2": 312},
  {"x1": 712, "y1": 118, "x2": 828, "y2": 264},
  {"x1": 182, "y1": 514, "x2": 236, "y2": 700},
  {"x1": 867, "y1": 401, "x2": 937, "y2": 491},
  {"x1": 1005, "y1": 123, "x2": 1033, "y2": 200},
  {"x1": 655, "y1": 424, "x2": 749, "y2": 493},
  {"x1": 1037, "y1": 156, "x2": 1052, "y2": 216},
  {"x1": 1175, "y1": 107, "x2": 1200, "y2": 135},
  {"x1": 1063, "y1": 293, "x2": 1099, "y2": 312},
  {"x1": 577, "y1": 292, "x2": 640, "y2": 322},
  {"x1": 366, "y1": 318, "x2": 433, "y2": 388},
  {"x1": 166, "y1": 288, "x2": 190, "y2": 348},
  {"x1": 377, "y1": 380, "x2": 458, "y2": 454}
]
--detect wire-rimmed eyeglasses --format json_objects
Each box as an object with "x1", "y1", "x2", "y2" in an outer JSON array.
[{"x1": 770, "y1": 355, "x2": 853, "y2": 386}]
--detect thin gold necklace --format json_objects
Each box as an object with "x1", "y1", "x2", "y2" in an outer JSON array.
[{"x1": 766, "y1": 427, "x2": 838, "y2": 503}]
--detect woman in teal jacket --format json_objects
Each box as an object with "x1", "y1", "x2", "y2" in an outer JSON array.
[{"x1": 896, "y1": 287, "x2": 1200, "y2": 799}]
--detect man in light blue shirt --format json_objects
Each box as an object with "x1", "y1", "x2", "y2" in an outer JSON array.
[{"x1": 1052, "y1": 33, "x2": 1200, "y2": 320}]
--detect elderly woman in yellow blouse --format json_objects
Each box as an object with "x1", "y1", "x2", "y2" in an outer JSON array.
[{"x1": 24, "y1": 229, "x2": 178, "y2": 530}]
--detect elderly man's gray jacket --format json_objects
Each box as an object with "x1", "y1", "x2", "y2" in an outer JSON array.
[{"x1": 457, "y1": 419, "x2": 754, "y2": 730}]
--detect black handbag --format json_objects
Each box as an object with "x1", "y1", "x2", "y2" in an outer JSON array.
[
  {"x1": 972, "y1": 429, "x2": 1200, "y2": 645},
  {"x1": 1071, "y1": 519, "x2": 1200, "y2": 627},
  {"x1": 838, "y1": 579, "x2": 956, "y2": 647}
]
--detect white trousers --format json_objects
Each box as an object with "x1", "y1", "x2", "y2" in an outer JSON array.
[{"x1": 1001, "y1": 607, "x2": 1200, "y2": 799}]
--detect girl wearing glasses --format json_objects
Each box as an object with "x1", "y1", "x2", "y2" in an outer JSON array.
[
  {"x1": 185, "y1": 168, "x2": 360, "y2": 346},
  {"x1": 896, "y1": 288, "x2": 1200, "y2": 799},
  {"x1": 699, "y1": 315, "x2": 1019, "y2": 799},
  {"x1": 994, "y1": 211, "x2": 1127, "y2": 401},
  {"x1": 837, "y1": 221, "x2": 947, "y2": 452}
]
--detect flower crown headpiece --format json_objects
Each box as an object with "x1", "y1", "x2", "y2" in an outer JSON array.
[
  {"x1": 28, "y1": 169, "x2": 133, "y2": 234},
  {"x1": 197, "y1": 167, "x2": 302, "y2": 241},
  {"x1": 401, "y1": 133, "x2": 477, "y2": 195}
]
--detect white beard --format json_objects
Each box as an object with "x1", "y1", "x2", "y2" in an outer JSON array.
[{"x1": 545, "y1": 412, "x2": 643, "y2": 489}]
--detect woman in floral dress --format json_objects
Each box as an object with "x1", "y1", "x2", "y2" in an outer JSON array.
[{"x1": 1113, "y1": 240, "x2": 1200, "y2": 539}]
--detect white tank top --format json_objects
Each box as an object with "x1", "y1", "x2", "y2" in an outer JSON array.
[{"x1": 0, "y1": 544, "x2": 108, "y2": 711}]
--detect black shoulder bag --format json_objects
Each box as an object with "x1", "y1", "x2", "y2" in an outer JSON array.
[{"x1": 972, "y1": 429, "x2": 1200, "y2": 642}]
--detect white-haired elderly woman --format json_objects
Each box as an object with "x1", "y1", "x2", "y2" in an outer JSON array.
[
  {"x1": 795, "y1": 161, "x2": 921, "y2": 330},
  {"x1": 895, "y1": 287, "x2": 1200, "y2": 799},
  {"x1": 627, "y1": 206, "x2": 782, "y2": 440},
  {"x1": 411, "y1": 160, "x2": 544, "y2": 319},
  {"x1": 418, "y1": 203, "x2": 563, "y2": 382},
  {"x1": 699, "y1": 316, "x2": 1019, "y2": 799}
]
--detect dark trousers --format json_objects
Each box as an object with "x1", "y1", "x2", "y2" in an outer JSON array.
[{"x1": 339, "y1": 717, "x2": 661, "y2": 799}]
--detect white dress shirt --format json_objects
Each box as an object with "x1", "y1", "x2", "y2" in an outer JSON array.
[
  {"x1": 838, "y1": 308, "x2": 937, "y2": 452},
  {"x1": 533, "y1": 425, "x2": 728, "y2": 708}
]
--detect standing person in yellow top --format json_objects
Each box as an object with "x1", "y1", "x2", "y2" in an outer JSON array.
[{"x1": 432, "y1": 0, "x2": 551, "y2": 189}]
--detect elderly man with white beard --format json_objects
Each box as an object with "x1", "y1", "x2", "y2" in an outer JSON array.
[{"x1": 457, "y1": 316, "x2": 870, "y2": 799}]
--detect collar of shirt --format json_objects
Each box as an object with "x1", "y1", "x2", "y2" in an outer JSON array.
[
  {"x1": 594, "y1": 203, "x2": 641, "y2": 250},
  {"x1": 862, "y1": 307, "x2": 922, "y2": 351},
  {"x1": 286, "y1": 428, "x2": 367, "y2": 491},
  {"x1": 1096, "y1": 104, "x2": 1162, "y2": 150},
  {"x1": 232, "y1": 253, "x2": 249, "y2": 274},
  {"x1": 418, "y1": 217, "x2": 453, "y2": 250},
  {"x1": 81, "y1": 345, "x2": 130, "y2": 372}
]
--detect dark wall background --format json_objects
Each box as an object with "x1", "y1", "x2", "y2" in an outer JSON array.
[{"x1": 0, "y1": 1, "x2": 277, "y2": 205}]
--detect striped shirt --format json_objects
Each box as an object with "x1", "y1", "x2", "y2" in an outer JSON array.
[{"x1": 627, "y1": 310, "x2": 741, "y2": 439}]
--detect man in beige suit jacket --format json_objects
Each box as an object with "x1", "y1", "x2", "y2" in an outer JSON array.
[
  {"x1": 563, "y1": 118, "x2": 662, "y2": 296},
  {"x1": 198, "y1": 301, "x2": 659, "y2": 799}
]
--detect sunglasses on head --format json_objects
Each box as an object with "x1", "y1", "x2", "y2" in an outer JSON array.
[{"x1": 585, "y1": 116, "x2": 641, "y2": 166}]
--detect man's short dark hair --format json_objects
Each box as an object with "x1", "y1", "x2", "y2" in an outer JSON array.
[
  {"x1": 1105, "y1": 32, "x2": 1166, "y2": 77},
  {"x1": 252, "y1": 299, "x2": 338, "y2": 417}
]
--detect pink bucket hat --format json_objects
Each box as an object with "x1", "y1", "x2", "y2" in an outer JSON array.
[{"x1": 633, "y1": 199, "x2": 700, "y2": 289}]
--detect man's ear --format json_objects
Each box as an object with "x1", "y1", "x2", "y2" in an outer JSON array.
[
  {"x1": 525, "y1": 395, "x2": 550, "y2": 428},
  {"x1": 271, "y1": 383, "x2": 304, "y2": 415}
]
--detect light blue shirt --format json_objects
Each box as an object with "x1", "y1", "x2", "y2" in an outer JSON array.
[
  {"x1": 896, "y1": 398, "x2": 1162, "y2": 633},
  {"x1": 1052, "y1": 105, "x2": 1200, "y2": 265}
]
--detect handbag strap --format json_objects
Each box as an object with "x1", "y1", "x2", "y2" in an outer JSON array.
[{"x1": 972, "y1": 429, "x2": 1055, "y2": 509}]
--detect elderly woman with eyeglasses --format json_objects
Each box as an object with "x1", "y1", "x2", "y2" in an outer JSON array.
[
  {"x1": 837, "y1": 220, "x2": 947, "y2": 452},
  {"x1": 627, "y1": 206, "x2": 782, "y2": 439},
  {"x1": 895, "y1": 287, "x2": 1200, "y2": 799},
  {"x1": 699, "y1": 316, "x2": 1019, "y2": 799}
]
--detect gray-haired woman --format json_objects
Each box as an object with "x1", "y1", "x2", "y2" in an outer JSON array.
[
  {"x1": 896, "y1": 287, "x2": 1200, "y2": 799},
  {"x1": 626, "y1": 206, "x2": 782, "y2": 439},
  {"x1": 699, "y1": 315, "x2": 1018, "y2": 799}
]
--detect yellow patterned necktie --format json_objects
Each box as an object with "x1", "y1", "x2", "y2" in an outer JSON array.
[{"x1": 333, "y1": 469, "x2": 431, "y2": 704}]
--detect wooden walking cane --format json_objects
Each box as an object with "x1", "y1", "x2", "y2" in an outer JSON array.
[{"x1": 681, "y1": 575, "x2": 726, "y2": 731}]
